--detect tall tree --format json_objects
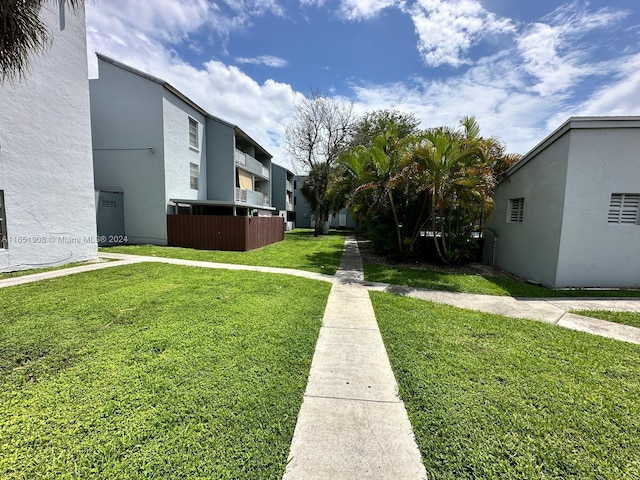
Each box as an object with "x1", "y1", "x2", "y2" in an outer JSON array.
[
  {"x1": 340, "y1": 112, "x2": 427, "y2": 255},
  {"x1": 1, "y1": 0, "x2": 82, "y2": 81},
  {"x1": 284, "y1": 92, "x2": 355, "y2": 235}
]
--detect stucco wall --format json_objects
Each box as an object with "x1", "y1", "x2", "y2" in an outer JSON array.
[
  {"x1": 271, "y1": 163, "x2": 288, "y2": 212},
  {"x1": 293, "y1": 176, "x2": 313, "y2": 228},
  {"x1": 90, "y1": 58, "x2": 166, "y2": 244},
  {"x1": 205, "y1": 118, "x2": 235, "y2": 202},
  {"x1": 0, "y1": 2, "x2": 97, "y2": 272},
  {"x1": 556, "y1": 126, "x2": 640, "y2": 287},
  {"x1": 484, "y1": 133, "x2": 570, "y2": 286},
  {"x1": 162, "y1": 95, "x2": 207, "y2": 204}
]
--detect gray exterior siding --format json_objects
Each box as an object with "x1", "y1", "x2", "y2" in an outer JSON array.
[
  {"x1": 90, "y1": 58, "x2": 168, "y2": 244},
  {"x1": 206, "y1": 117, "x2": 236, "y2": 202},
  {"x1": 484, "y1": 117, "x2": 640, "y2": 288}
]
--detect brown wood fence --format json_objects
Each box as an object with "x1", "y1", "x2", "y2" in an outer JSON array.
[{"x1": 167, "y1": 215, "x2": 284, "y2": 251}]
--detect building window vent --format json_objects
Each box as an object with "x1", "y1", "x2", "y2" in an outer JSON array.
[
  {"x1": 101, "y1": 200, "x2": 117, "y2": 208},
  {"x1": 188, "y1": 117, "x2": 199, "y2": 150},
  {"x1": 190, "y1": 163, "x2": 199, "y2": 190},
  {"x1": 608, "y1": 193, "x2": 639, "y2": 225},
  {"x1": 0, "y1": 191, "x2": 7, "y2": 249},
  {"x1": 508, "y1": 197, "x2": 524, "y2": 223}
]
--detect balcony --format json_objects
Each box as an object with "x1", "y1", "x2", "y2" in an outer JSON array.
[
  {"x1": 286, "y1": 179, "x2": 293, "y2": 192},
  {"x1": 235, "y1": 149, "x2": 269, "y2": 180},
  {"x1": 235, "y1": 188, "x2": 271, "y2": 207}
]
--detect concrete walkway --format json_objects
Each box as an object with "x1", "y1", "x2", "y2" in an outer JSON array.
[
  {"x1": 282, "y1": 236, "x2": 427, "y2": 479},
  {"x1": 368, "y1": 283, "x2": 640, "y2": 344}
]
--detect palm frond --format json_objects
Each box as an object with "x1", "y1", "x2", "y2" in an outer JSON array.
[{"x1": 1, "y1": 1, "x2": 83, "y2": 82}]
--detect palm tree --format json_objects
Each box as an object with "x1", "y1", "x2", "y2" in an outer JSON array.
[
  {"x1": 1, "y1": 0, "x2": 82, "y2": 81},
  {"x1": 341, "y1": 126, "x2": 408, "y2": 254},
  {"x1": 412, "y1": 117, "x2": 498, "y2": 264}
]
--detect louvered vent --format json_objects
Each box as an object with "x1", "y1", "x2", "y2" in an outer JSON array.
[
  {"x1": 608, "y1": 193, "x2": 639, "y2": 224},
  {"x1": 508, "y1": 198, "x2": 524, "y2": 223}
]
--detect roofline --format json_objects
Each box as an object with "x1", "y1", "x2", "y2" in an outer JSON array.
[
  {"x1": 504, "y1": 116, "x2": 640, "y2": 178},
  {"x1": 272, "y1": 162, "x2": 294, "y2": 175},
  {"x1": 95, "y1": 53, "x2": 272, "y2": 157}
]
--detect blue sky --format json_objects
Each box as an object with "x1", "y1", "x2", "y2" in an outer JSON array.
[{"x1": 85, "y1": 0, "x2": 640, "y2": 171}]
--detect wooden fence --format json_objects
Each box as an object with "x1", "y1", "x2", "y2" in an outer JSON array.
[{"x1": 167, "y1": 215, "x2": 285, "y2": 251}]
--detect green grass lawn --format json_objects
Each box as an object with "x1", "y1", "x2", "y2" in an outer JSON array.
[
  {"x1": 0, "y1": 259, "x2": 113, "y2": 281},
  {"x1": 572, "y1": 310, "x2": 640, "y2": 329},
  {"x1": 364, "y1": 263, "x2": 640, "y2": 298},
  {"x1": 0, "y1": 263, "x2": 330, "y2": 479},
  {"x1": 104, "y1": 229, "x2": 346, "y2": 275},
  {"x1": 371, "y1": 292, "x2": 640, "y2": 479}
]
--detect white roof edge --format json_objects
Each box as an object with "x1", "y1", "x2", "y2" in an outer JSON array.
[{"x1": 504, "y1": 116, "x2": 640, "y2": 178}]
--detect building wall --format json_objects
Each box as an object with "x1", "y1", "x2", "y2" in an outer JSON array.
[
  {"x1": 555, "y1": 125, "x2": 640, "y2": 287},
  {"x1": 0, "y1": 2, "x2": 97, "y2": 271},
  {"x1": 162, "y1": 95, "x2": 207, "y2": 205},
  {"x1": 271, "y1": 163, "x2": 288, "y2": 212},
  {"x1": 205, "y1": 118, "x2": 236, "y2": 202},
  {"x1": 90, "y1": 57, "x2": 167, "y2": 244},
  {"x1": 293, "y1": 176, "x2": 313, "y2": 228},
  {"x1": 483, "y1": 132, "x2": 570, "y2": 286}
]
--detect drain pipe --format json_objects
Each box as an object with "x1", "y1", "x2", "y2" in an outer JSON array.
[{"x1": 492, "y1": 236, "x2": 497, "y2": 267}]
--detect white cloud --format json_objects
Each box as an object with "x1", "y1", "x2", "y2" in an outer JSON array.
[
  {"x1": 84, "y1": 0, "x2": 640, "y2": 170},
  {"x1": 236, "y1": 55, "x2": 289, "y2": 67},
  {"x1": 547, "y1": 52, "x2": 640, "y2": 127},
  {"x1": 515, "y1": 2, "x2": 630, "y2": 97},
  {"x1": 407, "y1": 0, "x2": 515, "y2": 67},
  {"x1": 338, "y1": 0, "x2": 399, "y2": 20}
]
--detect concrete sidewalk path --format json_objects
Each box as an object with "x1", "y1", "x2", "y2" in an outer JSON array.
[
  {"x1": 283, "y1": 237, "x2": 427, "y2": 480},
  {"x1": 369, "y1": 283, "x2": 640, "y2": 344},
  {"x1": 0, "y1": 252, "x2": 334, "y2": 290}
]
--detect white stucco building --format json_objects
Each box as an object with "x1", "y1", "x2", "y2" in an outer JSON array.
[
  {"x1": 90, "y1": 54, "x2": 275, "y2": 247},
  {"x1": 483, "y1": 117, "x2": 640, "y2": 288},
  {"x1": 0, "y1": 1, "x2": 97, "y2": 272}
]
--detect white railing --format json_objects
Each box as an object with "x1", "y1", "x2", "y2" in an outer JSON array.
[
  {"x1": 235, "y1": 188, "x2": 247, "y2": 202},
  {"x1": 236, "y1": 189, "x2": 270, "y2": 207},
  {"x1": 234, "y1": 150, "x2": 246, "y2": 166}
]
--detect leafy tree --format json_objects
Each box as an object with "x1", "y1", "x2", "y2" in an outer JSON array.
[
  {"x1": 342, "y1": 114, "x2": 519, "y2": 264},
  {"x1": 284, "y1": 92, "x2": 355, "y2": 235},
  {"x1": 1, "y1": 0, "x2": 83, "y2": 81}
]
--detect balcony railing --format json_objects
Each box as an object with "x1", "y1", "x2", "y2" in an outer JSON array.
[
  {"x1": 235, "y1": 188, "x2": 270, "y2": 207},
  {"x1": 235, "y1": 149, "x2": 269, "y2": 180}
]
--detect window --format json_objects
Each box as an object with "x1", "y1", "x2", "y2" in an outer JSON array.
[
  {"x1": 190, "y1": 163, "x2": 199, "y2": 190},
  {"x1": 188, "y1": 117, "x2": 199, "y2": 150},
  {"x1": 508, "y1": 198, "x2": 524, "y2": 223},
  {"x1": 0, "y1": 191, "x2": 7, "y2": 249},
  {"x1": 608, "y1": 193, "x2": 639, "y2": 224}
]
